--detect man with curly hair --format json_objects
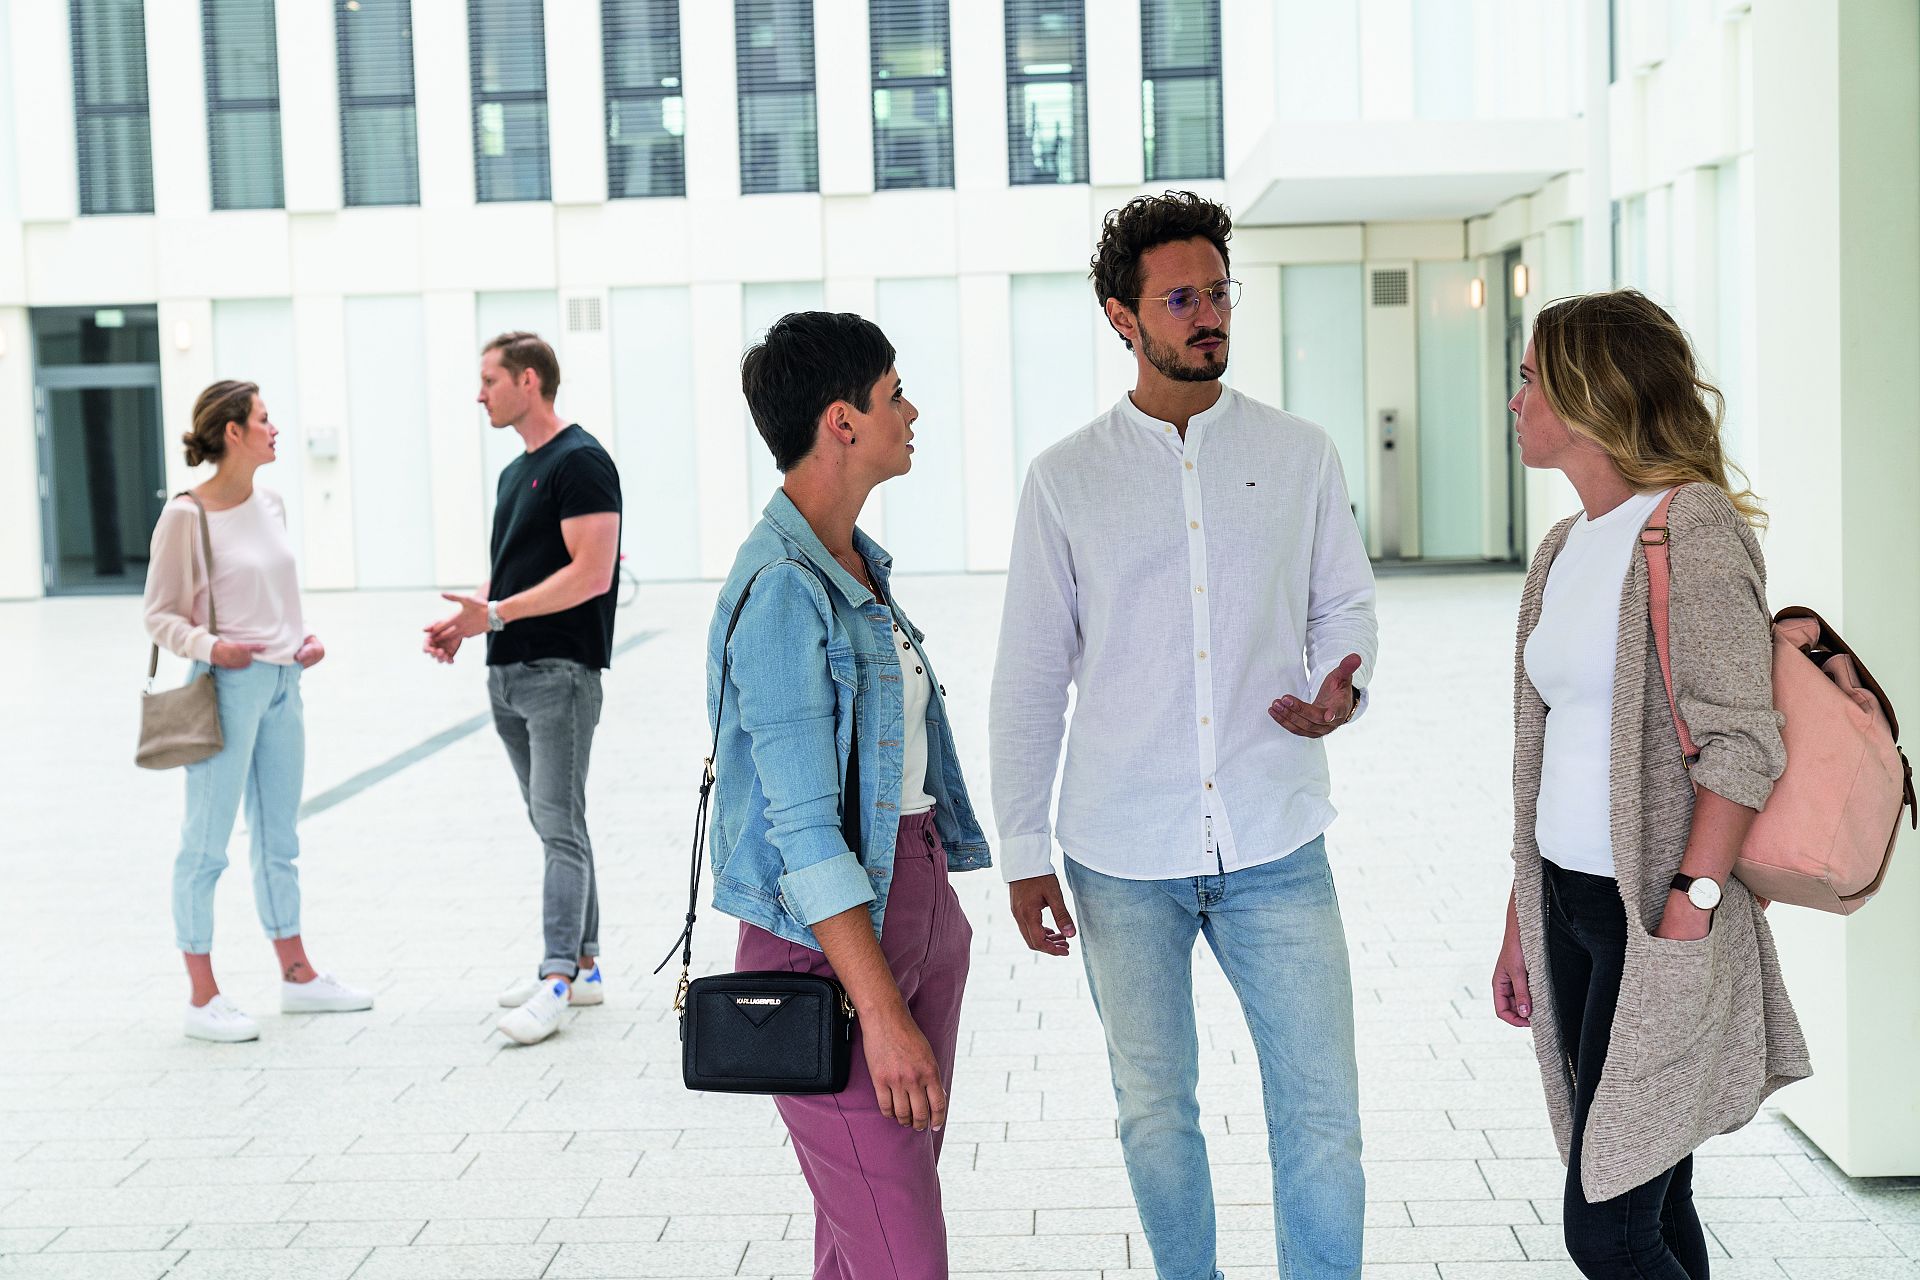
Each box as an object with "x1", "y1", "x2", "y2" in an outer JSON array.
[{"x1": 989, "y1": 191, "x2": 1378, "y2": 1280}]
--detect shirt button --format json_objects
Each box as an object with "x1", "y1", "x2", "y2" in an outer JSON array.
[
  {"x1": 915, "y1": 666, "x2": 923, "y2": 674},
  {"x1": 1197, "y1": 651, "x2": 1207, "y2": 660},
  {"x1": 1201, "y1": 716, "x2": 1210, "y2": 725},
  {"x1": 1189, "y1": 521, "x2": 1198, "y2": 529},
  {"x1": 1195, "y1": 585, "x2": 1204, "y2": 593},
  {"x1": 1205, "y1": 781, "x2": 1214, "y2": 790},
  {"x1": 1184, "y1": 461, "x2": 1194, "y2": 470}
]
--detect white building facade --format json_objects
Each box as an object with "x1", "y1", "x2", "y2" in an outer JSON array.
[
  {"x1": 0, "y1": 0, "x2": 1589, "y2": 601},
  {"x1": 3, "y1": 0, "x2": 1916, "y2": 1175}
]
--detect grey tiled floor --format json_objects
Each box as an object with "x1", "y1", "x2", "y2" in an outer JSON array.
[{"x1": 2, "y1": 572, "x2": 1915, "y2": 1279}]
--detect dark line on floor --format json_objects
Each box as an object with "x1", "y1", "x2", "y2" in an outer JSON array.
[{"x1": 298, "y1": 628, "x2": 662, "y2": 823}]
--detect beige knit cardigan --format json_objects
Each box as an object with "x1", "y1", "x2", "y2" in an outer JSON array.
[{"x1": 1511, "y1": 483, "x2": 1811, "y2": 1204}]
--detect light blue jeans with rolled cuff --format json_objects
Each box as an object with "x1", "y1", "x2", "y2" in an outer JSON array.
[
  {"x1": 172, "y1": 661, "x2": 305, "y2": 954},
  {"x1": 1064, "y1": 834, "x2": 1365, "y2": 1280}
]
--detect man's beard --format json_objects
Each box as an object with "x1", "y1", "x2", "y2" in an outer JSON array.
[{"x1": 1140, "y1": 325, "x2": 1228, "y2": 383}]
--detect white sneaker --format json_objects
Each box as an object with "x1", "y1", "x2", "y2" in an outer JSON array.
[
  {"x1": 184, "y1": 994, "x2": 259, "y2": 1043},
  {"x1": 496, "y1": 976, "x2": 543, "y2": 1008},
  {"x1": 498, "y1": 967, "x2": 603, "y2": 1008},
  {"x1": 569, "y1": 966, "x2": 605, "y2": 1007},
  {"x1": 496, "y1": 979, "x2": 570, "y2": 1045},
  {"x1": 281, "y1": 972, "x2": 374, "y2": 1014}
]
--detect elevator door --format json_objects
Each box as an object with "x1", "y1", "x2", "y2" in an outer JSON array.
[{"x1": 32, "y1": 307, "x2": 167, "y2": 594}]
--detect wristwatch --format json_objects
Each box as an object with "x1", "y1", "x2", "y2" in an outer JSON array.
[
  {"x1": 1671, "y1": 873, "x2": 1722, "y2": 911},
  {"x1": 486, "y1": 600, "x2": 506, "y2": 633}
]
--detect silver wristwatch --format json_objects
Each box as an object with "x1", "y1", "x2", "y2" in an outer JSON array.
[{"x1": 486, "y1": 600, "x2": 506, "y2": 633}]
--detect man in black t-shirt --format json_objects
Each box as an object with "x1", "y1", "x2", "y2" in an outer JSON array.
[{"x1": 424, "y1": 332, "x2": 623, "y2": 1046}]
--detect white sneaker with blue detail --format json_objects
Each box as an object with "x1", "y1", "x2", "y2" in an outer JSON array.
[{"x1": 496, "y1": 979, "x2": 570, "y2": 1045}]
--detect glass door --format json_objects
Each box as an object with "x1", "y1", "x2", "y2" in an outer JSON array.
[{"x1": 32, "y1": 307, "x2": 167, "y2": 594}]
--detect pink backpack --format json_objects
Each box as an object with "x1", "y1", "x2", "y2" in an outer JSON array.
[{"x1": 1642, "y1": 489, "x2": 1916, "y2": 913}]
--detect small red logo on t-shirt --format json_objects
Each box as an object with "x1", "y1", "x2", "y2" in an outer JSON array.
[{"x1": 531, "y1": 479, "x2": 539, "y2": 489}]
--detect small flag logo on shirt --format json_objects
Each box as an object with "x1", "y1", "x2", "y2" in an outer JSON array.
[{"x1": 531, "y1": 479, "x2": 539, "y2": 489}]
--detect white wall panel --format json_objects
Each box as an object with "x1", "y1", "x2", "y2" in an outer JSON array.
[
  {"x1": 877, "y1": 277, "x2": 966, "y2": 573},
  {"x1": 1010, "y1": 273, "x2": 1098, "y2": 489},
  {"x1": 345, "y1": 294, "x2": 434, "y2": 588},
  {"x1": 611, "y1": 285, "x2": 699, "y2": 579},
  {"x1": 1282, "y1": 263, "x2": 1367, "y2": 545},
  {"x1": 1414, "y1": 259, "x2": 1484, "y2": 558}
]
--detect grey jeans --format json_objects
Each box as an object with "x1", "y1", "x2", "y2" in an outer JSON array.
[{"x1": 488, "y1": 659, "x2": 604, "y2": 980}]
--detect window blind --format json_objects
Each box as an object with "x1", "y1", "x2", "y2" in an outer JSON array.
[
  {"x1": 735, "y1": 0, "x2": 818, "y2": 195},
  {"x1": 1142, "y1": 0, "x2": 1221, "y2": 181},
  {"x1": 469, "y1": 0, "x2": 550, "y2": 202},
  {"x1": 1003, "y1": 0, "x2": 1086, "y2": 186},
  {"x1": 603, "y1": 0, "x2": 685, "y2": 198},
  {"x1": 204, "y1": 0, "x2": 285, "y2": 210},
  {"x1": 870, "y1": 0, "x2": 952, "y2": 190},
  {"x1": 72, "y1": 0, "x2": 154, "y2": 215},
  {"x1": 336, "y1": 0, "x2": 420, "y2": 207}
]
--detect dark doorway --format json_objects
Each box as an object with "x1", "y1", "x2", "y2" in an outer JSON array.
[{"x1": 33, "y1": 306, "x2": 167, "y2": 594}]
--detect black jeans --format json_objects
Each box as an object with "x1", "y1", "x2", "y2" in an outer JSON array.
[{"x1": 1544, "y1": 863, "x2": 1711, "y2": 1280}]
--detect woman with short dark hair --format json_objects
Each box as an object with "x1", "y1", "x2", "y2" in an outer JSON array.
[
  {"x1": 1491, "y1": 291, "x2": 1810, "y2": 1279},
  {"x1": 707, "y1": 312, "x2": 992, "y2": 1276},
  {"x1": 144, "y1": 381, "x2": 371, "y2": 1043}
]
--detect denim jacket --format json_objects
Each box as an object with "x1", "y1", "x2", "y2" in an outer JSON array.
[{"x1": 706, "y1": 491, "x2": 991, "y2": 951}]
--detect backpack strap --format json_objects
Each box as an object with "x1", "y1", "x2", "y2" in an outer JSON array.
[{"x1": 1640, "y1": 487, "x2": 1701, "y2": 765}]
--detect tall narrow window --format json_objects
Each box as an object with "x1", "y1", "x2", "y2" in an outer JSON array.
[
  {"x1": 336, "y1": 0, "x2": 420, "y2": 206},
  {"x1": 72, "y1": 0, "x2": 154, "y2": 215},
  {"x1": 603, "y1": 0, "x2": 685, "y2": 198},
  {"x1": 1004, "y1": 0, "x2": 1086, "y2": 186},
  {"x1": 1142, "y1": 0, "x2": 1220, "y2": 180},
  {"x1": 870, "y1": 0, "x2": 952, "y2": 190},
  {"x1": 204, "y1": 0, "x2": 284, "y2": 210},
  {"x1": 469, "y1": 0, "x2": 550, "y2": 201},
  {"x1": 735, "y1": 0, "x2": 818, "y2": 194}
]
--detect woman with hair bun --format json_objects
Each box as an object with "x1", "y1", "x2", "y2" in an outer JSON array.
[{"x1": 143, "y1": 380, "x2": 372, "y2": 1043}]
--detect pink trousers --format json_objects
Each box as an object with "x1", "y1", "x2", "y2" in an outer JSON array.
[{"x1": 736, "y1": 810, "x2": 972, "y2": 1280}]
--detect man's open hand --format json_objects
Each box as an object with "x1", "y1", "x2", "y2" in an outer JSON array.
[{"x1": 1270, "y1": 653, "x2": 1362, "y2": 738}]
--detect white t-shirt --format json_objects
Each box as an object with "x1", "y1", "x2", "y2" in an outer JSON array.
[
  {"x1": 892, "y1": 617, "x2": 937, "y2": 817},
  {"x1": 1524, "y1": 488, "x2": 1672, "y2": 877}
]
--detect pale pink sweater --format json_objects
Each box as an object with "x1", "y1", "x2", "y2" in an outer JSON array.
[{"x1": 143, "y1": 489, "x2": 305, "y2": 667}]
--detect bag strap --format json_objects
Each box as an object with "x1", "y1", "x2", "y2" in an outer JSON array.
[
  {"x1": 1640, "y1": 486, "x2": 1700, "y2": 764},
  {"x1": 148, "y1": 492, "x2": 219, "y2": 684},
  {"x1": 655, "y1": 560, "x2": 869, "y2": 1012}
]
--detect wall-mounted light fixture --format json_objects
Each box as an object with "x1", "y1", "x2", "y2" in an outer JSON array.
[
  {"x1": 173, "y1": 320, "x2": 193, "y2": 352},
  {"x1": 1511, "y1": 264, "x2": 1531, "y2": 299},
  {"x1": 1467, "y1": 277, "x2": 1486, "y2": 309}
]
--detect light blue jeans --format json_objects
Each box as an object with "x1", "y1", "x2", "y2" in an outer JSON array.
[
  {"x1": 1064, "y1": 835, "x2": 1364, "y2": 1280},
  {"x1": 172, "y1": 661, "x2": 304, "y2": 953}
]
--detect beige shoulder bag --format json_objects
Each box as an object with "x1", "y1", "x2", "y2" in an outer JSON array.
[{"x1": 136, "y1": 494, "x2": 224, "y2": 770}]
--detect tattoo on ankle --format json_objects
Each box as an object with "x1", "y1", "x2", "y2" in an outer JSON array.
[{"x1": 284, "y1": 962, "x2": 311, "y2": 982}]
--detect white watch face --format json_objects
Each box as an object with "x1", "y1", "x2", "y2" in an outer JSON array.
[{"x1": 1687, "y1": 877, "x2": 1722, "y2": 910}]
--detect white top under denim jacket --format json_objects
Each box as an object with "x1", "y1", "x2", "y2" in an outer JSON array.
[
  {"x1": 706, "y1": 491, "x2": 992, "y2": 951},
  {"x1": 989, "y1": 387, "x2": 1379, "y2": 882}
]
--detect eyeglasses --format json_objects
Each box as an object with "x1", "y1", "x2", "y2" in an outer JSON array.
[{"x1": 1135, "y1": 279, "x2": 1241, "y2": 321}]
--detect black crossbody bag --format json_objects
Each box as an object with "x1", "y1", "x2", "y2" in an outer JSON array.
[{"x1": 655, "y1": 566, "x2": 859, "y2": 1095}]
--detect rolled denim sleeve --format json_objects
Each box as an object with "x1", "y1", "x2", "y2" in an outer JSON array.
[{"x1": 728, "y1": 562, "x2": 876, "y2": 927}]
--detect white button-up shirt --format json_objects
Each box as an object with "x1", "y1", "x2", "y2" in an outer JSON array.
[{"x1": 989, "y1": 387, "x2": 1379, "y2": 882}]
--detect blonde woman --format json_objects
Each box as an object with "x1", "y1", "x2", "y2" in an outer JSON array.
[
  {"x1": 144, "y1": 381, "x2": 372, "y2": 1043},
  {"x1": 1490, "y1": 290, "x2": 1809, "y2": 1280}
]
